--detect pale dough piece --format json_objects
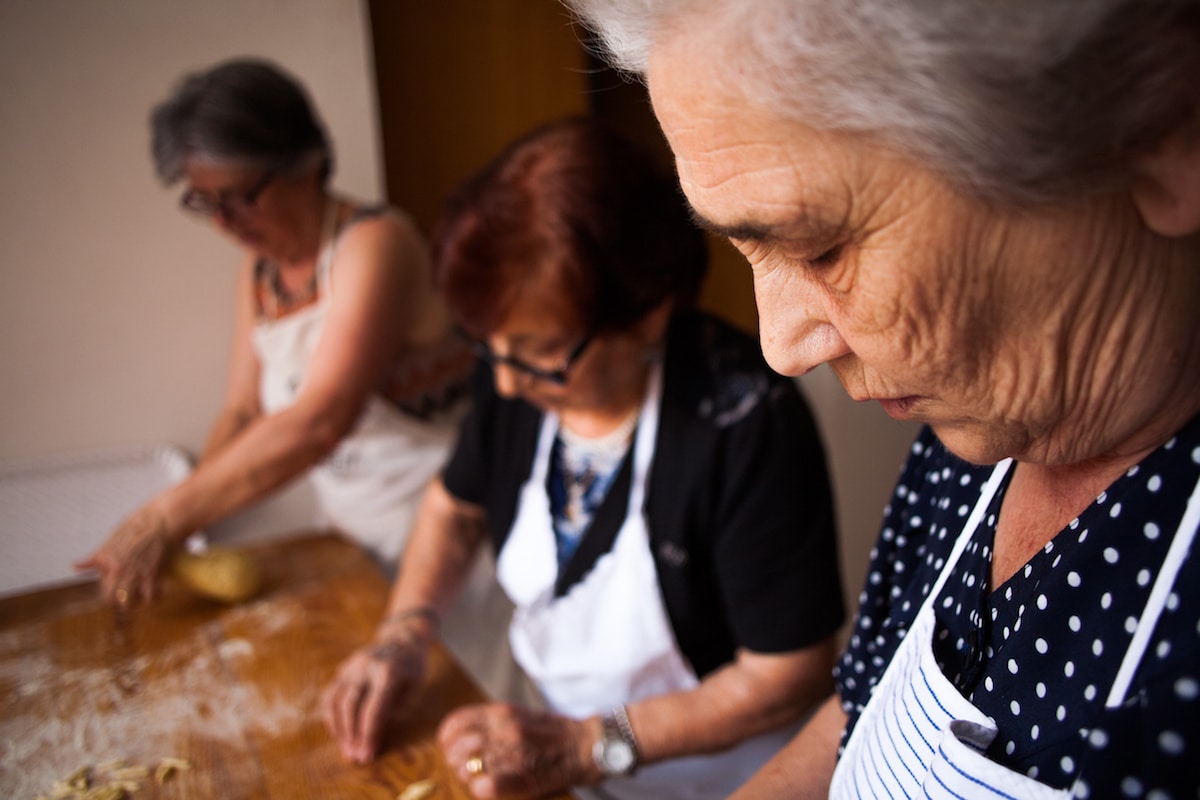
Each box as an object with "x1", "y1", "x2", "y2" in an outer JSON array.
[
  {"x1": 172, "y1": 547, "x2": 262, "y2": 603},
  {"x1": 155, "y1": 756, "x2": 192, "y2": 784},
  {"x1": 398, "y1": 779, "x2": 437, "y2": 800}
]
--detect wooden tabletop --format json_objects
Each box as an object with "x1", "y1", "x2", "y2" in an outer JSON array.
[{"x1": 0, "y1": 532, "x2": 496, "y2": 800}]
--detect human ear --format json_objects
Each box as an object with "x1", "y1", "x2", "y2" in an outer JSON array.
[{"x1": 1131, "y1": 116, "x2": 1200, "y2": 236}]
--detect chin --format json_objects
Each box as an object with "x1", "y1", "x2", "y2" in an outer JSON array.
[{"x1": 928, "y1": 421, "x2": 1019, "y2": 467}]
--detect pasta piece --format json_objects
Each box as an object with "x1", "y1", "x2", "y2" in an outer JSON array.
[
  {"x1": 50, "y1": 779, "x2": 78, "y2": 799},
  {"x1": 155, "y1": 756, "x2": 193, "y2": 784},
  {"x1": 106, "y1": 766, "x2": 148, "y2": 781},
  {"x1": 81, "y1": 786, "x2": 127, "y2": 800},
  {"x1": 398, "y1": 779, "x2": 437, "y2": 800}
]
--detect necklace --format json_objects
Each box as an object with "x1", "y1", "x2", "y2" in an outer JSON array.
[
  {"x1": 557, "y1": 407, "x2": 640, "y2": 526},
  {"x1": 262, "y1": 196, "x2": 336, "y2": 314},
  {"x1": 267, "y1": 263, "x2": 317, "y2": 310}
]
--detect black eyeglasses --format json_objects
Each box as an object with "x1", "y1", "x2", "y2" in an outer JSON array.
[
  {"x1": 462, "y1": 330, "x2": 594, "y2": 386},
  {"x1": 180, "y1": 172, "x2": 274, "y2": 217}
]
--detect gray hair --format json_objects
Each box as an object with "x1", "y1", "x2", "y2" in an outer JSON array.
[
  {"x1": 150, "y1": 58, "x2": 332, "y2": 185},
  {"x1": 565, "y1": 0, "x2": 1200, "y2": 204}
]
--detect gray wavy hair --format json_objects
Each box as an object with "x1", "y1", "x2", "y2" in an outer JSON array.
[
  {"x1": 151, "y1": 58, "x2": 332, "y2": 185},
  {"x1": 565, "y1": 0, "x2": 1200, "y2": 204}
]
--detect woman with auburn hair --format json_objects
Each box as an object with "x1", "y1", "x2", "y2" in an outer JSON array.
[{"x1": 323, "y1": 116, "x2": 845, "y2": 800}]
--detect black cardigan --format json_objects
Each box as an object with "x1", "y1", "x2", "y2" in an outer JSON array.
[{"x1": 443, "y1": 311, "x2": 845, "y2": 677}]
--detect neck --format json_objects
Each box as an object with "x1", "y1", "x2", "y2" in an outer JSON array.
[
  {"x1": 275, "y1": 191, "x2": 334, "y2": 269},
  {"x1": 1020, "y1": 208, "x2": 1200, "y2": 469},
  {"x1": 990, "y1": 227, "x2": 1200, "y2": 586},
  {"x1": 560, "y1": 360, "x2": 653, "y2": 439}
]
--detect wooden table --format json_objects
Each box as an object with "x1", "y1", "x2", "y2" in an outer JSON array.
[{"x1": 0, "y1": 532, "x2": 497, "y2": 799}]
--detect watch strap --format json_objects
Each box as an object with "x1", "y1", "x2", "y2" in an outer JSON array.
[{"x1": 610, "y1": 704, "x2": 639, "y2": 758}]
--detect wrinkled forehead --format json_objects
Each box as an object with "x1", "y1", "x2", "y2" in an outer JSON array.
[
  {"x1": 645, "y1": 22, "x2": 799, "y2": 216},
  {"x1": 645, "y1": 26, "x2": 903, "y2": 245}
]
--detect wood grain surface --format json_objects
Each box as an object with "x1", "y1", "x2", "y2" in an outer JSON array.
[{"x1": 0, "y1": 532, "x2": 517, "y2": 800}]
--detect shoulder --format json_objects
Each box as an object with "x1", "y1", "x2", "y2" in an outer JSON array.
[
  {"x1": 874, "y1": 429, "x2": 991, "y2": 580},
  {"x1": 333, "y1": 202, "x2": 430, "y2": 263}
]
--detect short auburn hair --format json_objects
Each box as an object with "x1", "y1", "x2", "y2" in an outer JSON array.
[{"x1": 433, "y1": 116, "x2": 707, "y2": 338}]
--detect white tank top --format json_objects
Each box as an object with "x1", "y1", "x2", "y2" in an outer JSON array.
[{"x1": 252, "y1": 206, "x2": 461, "y2": 569}]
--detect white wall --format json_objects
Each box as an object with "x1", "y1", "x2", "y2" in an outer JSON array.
[
  {"x1": 0, "y1": 0, "x2": 921, "y2": 619},
  {"x1": 797, "y1": 369, "x2": 921, "y2": 618},
  {"x1": 0, "y1": 0, "x2": 384, "y2": 544}
]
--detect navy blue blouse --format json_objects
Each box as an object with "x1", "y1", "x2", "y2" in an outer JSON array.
[{"x1": 835, "y1": 415, "x2": 1200, "y2": 798}]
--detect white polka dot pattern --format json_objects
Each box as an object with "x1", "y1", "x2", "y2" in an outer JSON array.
[{"x1": 834, "y1": 417, "x2": 1200, "y2": 797}]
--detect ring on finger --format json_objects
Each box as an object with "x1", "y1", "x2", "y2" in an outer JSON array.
[
  {"x1": 465, "y1": 755, "x2": 485, "y2": 776},
  {"x1": 115, "y1": 588, "x2": 130, "y2": 605}
]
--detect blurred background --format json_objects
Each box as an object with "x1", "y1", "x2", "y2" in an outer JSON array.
[{"x1": 0, "y1": 0, "x2": 918, "y2": 631}]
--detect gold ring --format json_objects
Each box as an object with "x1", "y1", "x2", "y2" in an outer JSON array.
[
  {"x1": 465, "y1": 755, "x2": 485, "y2": 776},
  {"x1": 115, "y1": 588, "x2": 129, "y2": 605}
]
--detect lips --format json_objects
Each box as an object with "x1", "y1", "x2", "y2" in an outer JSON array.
[{"x1": 878, "y1": 396, "x2": 918, "y2": 419}]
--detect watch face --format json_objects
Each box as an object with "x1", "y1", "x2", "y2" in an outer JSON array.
[{"x1": 602, "y1": 738, "x2": 636, "y2": 774}]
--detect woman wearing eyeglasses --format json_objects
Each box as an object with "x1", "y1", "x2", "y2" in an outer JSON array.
[
  {"x1": 77, "y1": 58, "x2": 479, "y2": 614},
  {"x1": 322, "y1": 117, "x2": 845, "y2": 800}
]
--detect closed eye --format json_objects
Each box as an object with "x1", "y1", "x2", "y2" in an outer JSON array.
[{"x1": 807, "y1": 243, "x2": 845, "y2": 269}]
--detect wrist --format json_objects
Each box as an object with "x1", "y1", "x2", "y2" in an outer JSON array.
[
  {"x1": 591, "y1": 704, "x2": 641, "y2": 779},
  {"x1": 148, "y1": 495, "x2": 192, "y2": 547},
  {"x1": 376, "y1": 605, "x2": 440, "y2": 645}
]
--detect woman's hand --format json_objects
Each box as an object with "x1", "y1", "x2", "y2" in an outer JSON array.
[
  {"x1": 438, "y1": 703, "x2": 595, "y2": 800},
  {"x1": 74, "y1": 503, "x2": 172, "y2": 607},
  {"x1": 322, "y1": 621, "x2": 432, "y2": 764}
]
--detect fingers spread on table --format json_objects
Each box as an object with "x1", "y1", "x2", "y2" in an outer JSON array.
[
  {"x1": 321, "y1": 656, "x2": 370, "y2": 760},
  {"x1": 356, "y1": 671, "x2": 396, "y2": 762},
  {"x1": 135, "y1": 571, "x2": 159, "y2": 604}
]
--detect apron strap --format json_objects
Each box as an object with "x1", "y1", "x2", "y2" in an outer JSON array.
[
  {"x1": 1105, "y1": 470, "x2": 1200, "y2": 708},
  {"x1": 919, "y1": 458, "x2": 1013, "y2": 619}
]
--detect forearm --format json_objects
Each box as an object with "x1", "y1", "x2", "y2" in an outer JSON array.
[
  {"x1": 378, "y1": 480, "x2": 487, "y2": 636},
  {"x1": 628, "y1": 636, "x2": 837, "y2": 764},
  {"x1": 728, "y1": 693, "x2": 846, "y2": 799},
  {"x1": 200, "y1": 405, "x2": 258, "y2": 461},
  {"x1": 157, "y1": 405, "x2": 344, "y2": 538}
]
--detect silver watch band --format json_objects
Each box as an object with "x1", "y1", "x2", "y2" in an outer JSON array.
[{"x1": 610, "y1": 704, "x2": 640, "y2": 758}]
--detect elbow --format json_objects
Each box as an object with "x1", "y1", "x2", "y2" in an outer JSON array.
[
  {"x1": 769, "y1": 673, "x2": 835, "y2": 731},
  {"x1": 753, "y1": 637, "x2": 841, "y2": 729},
  {"x1": 306, "y1": 415, "x2": 356, "y2": 460},
  {"x1": 298, "y1": 401, "x2": 364, "y2": 462}
]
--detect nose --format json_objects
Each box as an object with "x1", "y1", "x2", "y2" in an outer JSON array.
[
  {"x1": 486, "y1": 337, "x2": 535, "y2": 400},
  {"x1": 754, "y1": 274, "x2": 850, "y2": 376},
  {"x1": 492, "y1": 361, "x2": 526, "y2": 399}
]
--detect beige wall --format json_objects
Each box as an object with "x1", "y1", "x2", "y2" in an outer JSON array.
[{"x1": 0, "y1": 0, "x2": 920, "y2": 614}]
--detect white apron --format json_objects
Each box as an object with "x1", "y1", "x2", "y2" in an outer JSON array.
[
  {"x1": 252, "y1": 206, "x2": 458, "y2": 569},
  {"x1": 496, "y1": 362, "x2": 799, "y2": 800},
  {"x1": 830, "y1": 460, "x2": 1200, "y2": 799}
]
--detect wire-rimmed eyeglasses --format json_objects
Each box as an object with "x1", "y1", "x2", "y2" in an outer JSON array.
[
  {"x1": 180, "y1": 172, "x2": 274, "y2": 218},
  {"x1": 461, "y1": 329, "x2": 594, "y2": 386}
]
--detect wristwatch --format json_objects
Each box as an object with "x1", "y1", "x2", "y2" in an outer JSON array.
[{"x1": 592, "y1": 704, "x2": 640, "y2": 777}]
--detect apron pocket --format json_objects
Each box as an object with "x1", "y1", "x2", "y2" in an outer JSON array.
[{"x1": 924, "y1": 721, "x2": 1071, "y2": 800}]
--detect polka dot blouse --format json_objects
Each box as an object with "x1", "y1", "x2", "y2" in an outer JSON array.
[{"x1": 835, "y1": 414, "x2": 1200, "y2": 798}]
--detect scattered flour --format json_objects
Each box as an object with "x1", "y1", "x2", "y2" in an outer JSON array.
[{"x1": 0, "y1": 599, "x2": 322, "y2": 798}]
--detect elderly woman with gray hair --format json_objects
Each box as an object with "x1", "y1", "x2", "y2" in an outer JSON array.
[
  {"x1": 566, "y1": 1, "x2": 1200, "y2": 797},
  {"x1": 77, "y1": 58, "x2": 475, "y2": 604}
]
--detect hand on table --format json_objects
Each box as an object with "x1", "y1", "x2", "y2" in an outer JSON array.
[
  {"x1": 74, "y1": 504, "x2": 172, "y2": 608},
  {"x1": 438, "y1": 702, "x2": 595, "y2": 800},
  {"x1": 322, "y1": 630, "x2": 430, "y2": 763}
]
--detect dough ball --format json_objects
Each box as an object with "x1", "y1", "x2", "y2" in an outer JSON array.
[{"x1": 171, "y1": 547, "x2": 262, "y2": 603}]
